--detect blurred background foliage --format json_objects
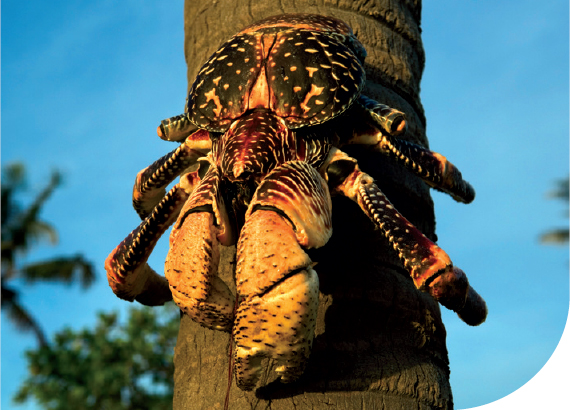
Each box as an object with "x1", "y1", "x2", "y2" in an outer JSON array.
[
  {"x1": 540, "y1": 176, "x2": 569, "y2": 245},
  {"x1": 2, "y1": 163, "x2": 179, "y2": 409},
  {"x1": 14, "y1": 304, "x2": 179, "y2": 410},
  {"x1": 2, "y1": 163, "x2": 95, "y2": 346}
]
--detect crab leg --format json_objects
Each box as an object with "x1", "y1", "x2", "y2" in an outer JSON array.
[
  {"x1": 357, "y1": 95, "x2": 408, "y2": 136},
  {"x1": 133, "y1": 129, "x2": 211, "y2": 219},
  {"x1": 105, "y1": 171, "x2": 200, "y2": 306},
  {"x1": 351, "y1": 97, "x2": 475, "y2": 204},
  {"x1": 233, "y1": 161, "x2": 331, "y2": 390},
  {"x1": 157, "y1": 112, "x2": 200, "y2": 142},
  {"x1": 373, "y1": 134, "x2": 475, "y2": 203},
  {"x1": 327, "y1": 150, "x2": 486, "y2": 326},
  {"x1": 165, "y1": 166, "x2": 235, "y2": 332}
]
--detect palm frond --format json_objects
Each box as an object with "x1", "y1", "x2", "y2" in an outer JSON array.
[
  {"x1": 2, "y1": 168, "x2": 62, "y2": 258},
  {"x1": 1, "y1": 163, "x2": 26, "y2": 231},
  {"x1": 540, "y1": 229, "x2": 570, "y2": 245},
  {"x1": 22, "y1": 220, "x2": 59, "y2": 245},
  {"x1": 541, "y1": 176, "x2": 569, "y2": 245},
  {"x1": 21, "y1": 255, "x2": 96, "y2": 288},
  {"x1": 11, "y1": 170, "x2": 62, "y2": 248},
  {"x1": 546, "y1": 177, "x2": 569, "y2": 202},
  {"x1": 1, "y1": 282, "x2": 47, "y2": 346}
]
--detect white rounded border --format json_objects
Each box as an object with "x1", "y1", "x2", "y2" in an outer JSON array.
[{"x1": 464, "y1": 306, "x2": 569, "y2": 409}]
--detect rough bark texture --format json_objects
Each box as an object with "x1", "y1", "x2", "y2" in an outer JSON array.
[{"x1": 174, "y1": 1, "x2": 453, "y2": 408}]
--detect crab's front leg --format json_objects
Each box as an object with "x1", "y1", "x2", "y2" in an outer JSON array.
[
  {"x1": 165, "y1": 165, "x2": 236, "y2": 332},
  {"x1": 133, "y1": 128, "x2": 211, "y2": 219},
  {"x1": 105, "y1": 127, "x2": 210, "y2": 305},
  {"x1": 326, "y1": 149, "x2": 487, "y2": 326},
  {"x1": 105, "y1": 171, "x2": 200, "y2": 306},
  {"x1": 232, "y1": 161, "x2": 331, "y2": 390},
  {"x1": 351, "y1": 96, "x2": 476, "y2": 204}
]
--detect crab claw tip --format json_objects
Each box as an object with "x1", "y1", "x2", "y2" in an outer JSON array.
[
  {"x1": 428, "y1": 266, "x2": 468, "y2": 308},
  {"x1": 428, "y1": 266, "x2": 487, "y2": 326},
  {"x1": 457, "y1": 285, "x2": 488, "y2": 326}
]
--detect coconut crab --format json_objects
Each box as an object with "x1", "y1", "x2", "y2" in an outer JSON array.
[{"x1": 105, "y1": 13, "x2": 487, "y2": 391}]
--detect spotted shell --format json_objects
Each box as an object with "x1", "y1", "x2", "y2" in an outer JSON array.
[{"x1": 187, "y1": 14, "x2": 366, "y2": 133}]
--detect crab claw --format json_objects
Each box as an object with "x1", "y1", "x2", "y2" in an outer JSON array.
[
  {"x1": 232, "y1": 161, "x2": 331, "y2": 390},
  {"x1": 427, "y1": 266, "x2": 487, "y2": 326}
]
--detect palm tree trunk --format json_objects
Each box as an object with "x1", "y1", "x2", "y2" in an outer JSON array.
[{"x1": 174, "y1": 0, "x2": 453, "y2": 408}]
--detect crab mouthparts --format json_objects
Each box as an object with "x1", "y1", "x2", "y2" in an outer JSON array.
[{"x1": 232, "y1": 163, "x2": 247, "y2": 179}]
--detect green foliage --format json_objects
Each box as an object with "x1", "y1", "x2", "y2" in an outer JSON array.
[
  {"x1": 1, "y1": 162, "x2": 96, "y2": 346},
  {"x1": 15, "y1": 304, "x2": 180, "y2": 410},
  {"x1": 3, "y1": 163, "x2": 180, "y2": 408},
  {"x1": 2, "y1": 163, "x2": 61, "y2": 266}
]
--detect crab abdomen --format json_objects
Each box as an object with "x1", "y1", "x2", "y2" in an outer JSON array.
[
  {"x1": 266, "y1": 29, "x2": 365, "y2": 126},
  {"x1": 188, "y1": 23, "x2": 365, "y2": 132}
]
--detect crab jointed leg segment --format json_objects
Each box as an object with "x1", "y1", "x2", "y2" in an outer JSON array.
[
  {"x1": 373, "y1": 133, "x2": 476, "y2": 204},
  {"x1": 132, "y1": 129, "x2": 211, "y2": 219},
  {"x1": 234, "y1": 211, "x2": 320, "y2": 390},
  {"x1": 329, "y1": 156, "x2": 487, "y2": 326},
  {"x1": 234, "y1": 267, "x2": 319, "y2": 390},
  {"x1": 105, "y1": 179, "x2": 194, "y2": 306},
  {"x1": 358, "y1": 95, "x2": 408, "y2": 136},
  {"x1": 166, "y1": 210, "x2": 235, "y2": 332},
  {"x1": 157, "y1": 113, "x2": 200, "y2": 142},
  {"x1": 352, "y1": 98, "x2": 475, "y2": 204}
]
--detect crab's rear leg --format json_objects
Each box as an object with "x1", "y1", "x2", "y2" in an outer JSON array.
[
  {"x1": 327, "y1": 150, "x2": 487, "y2": 326},
  {"x1": 352, "y1": 96, "x2": 475, "y2": 204},
  {"x1": 133, "y1": 128, "x2": 211, "y2": 219},
  {"x1": 165, "y1": 166, "x2": 236, "y2": 332},
  {"x1": 233, "y1": 161, "x2": 331, "y2": 390},
  {"x1": 105, "y1": 171, "x2": 200, "y2": 306}
]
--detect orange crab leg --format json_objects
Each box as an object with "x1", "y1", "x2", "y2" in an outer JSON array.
[
  {"x1": 157, "y1": 113, "x2": 200, "y2": 142},
  {"x1": 232, "y1": 161, "x2": 331, "y2": 390},
  {"x1": 357, "y1": 95, "x2": 408, "y2": 135},
  {"x1": 234, "y1": 210, "x2": 319, "y2": 390},
  {"x1": 105, "y1": 174, "x2": 198, "y2": 306},
  {"x1": 372, "y1": 134, "x2": 475, "y2": 204},
  {"x1": 327, "y1": 151, "x2": 486, "y2": 326},
  {"x1": 349, "y1": 97, "x2": 475, "y2": 204},
  {"x1": 132, "y1": 129, "x2": 211, "y2": 219}
]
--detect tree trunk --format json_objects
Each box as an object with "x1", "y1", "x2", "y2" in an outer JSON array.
[{"x1": 174, "y1": 0, "x2": 453, "y2": 408}]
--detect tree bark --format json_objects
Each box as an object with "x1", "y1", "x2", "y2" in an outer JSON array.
[{"x1": 174, "y1": 0, "x2": 453, "y2": 408}]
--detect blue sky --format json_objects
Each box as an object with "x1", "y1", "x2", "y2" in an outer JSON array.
[{"x1": 1, "y1": 1, "x2": 568, "y2": 409}]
